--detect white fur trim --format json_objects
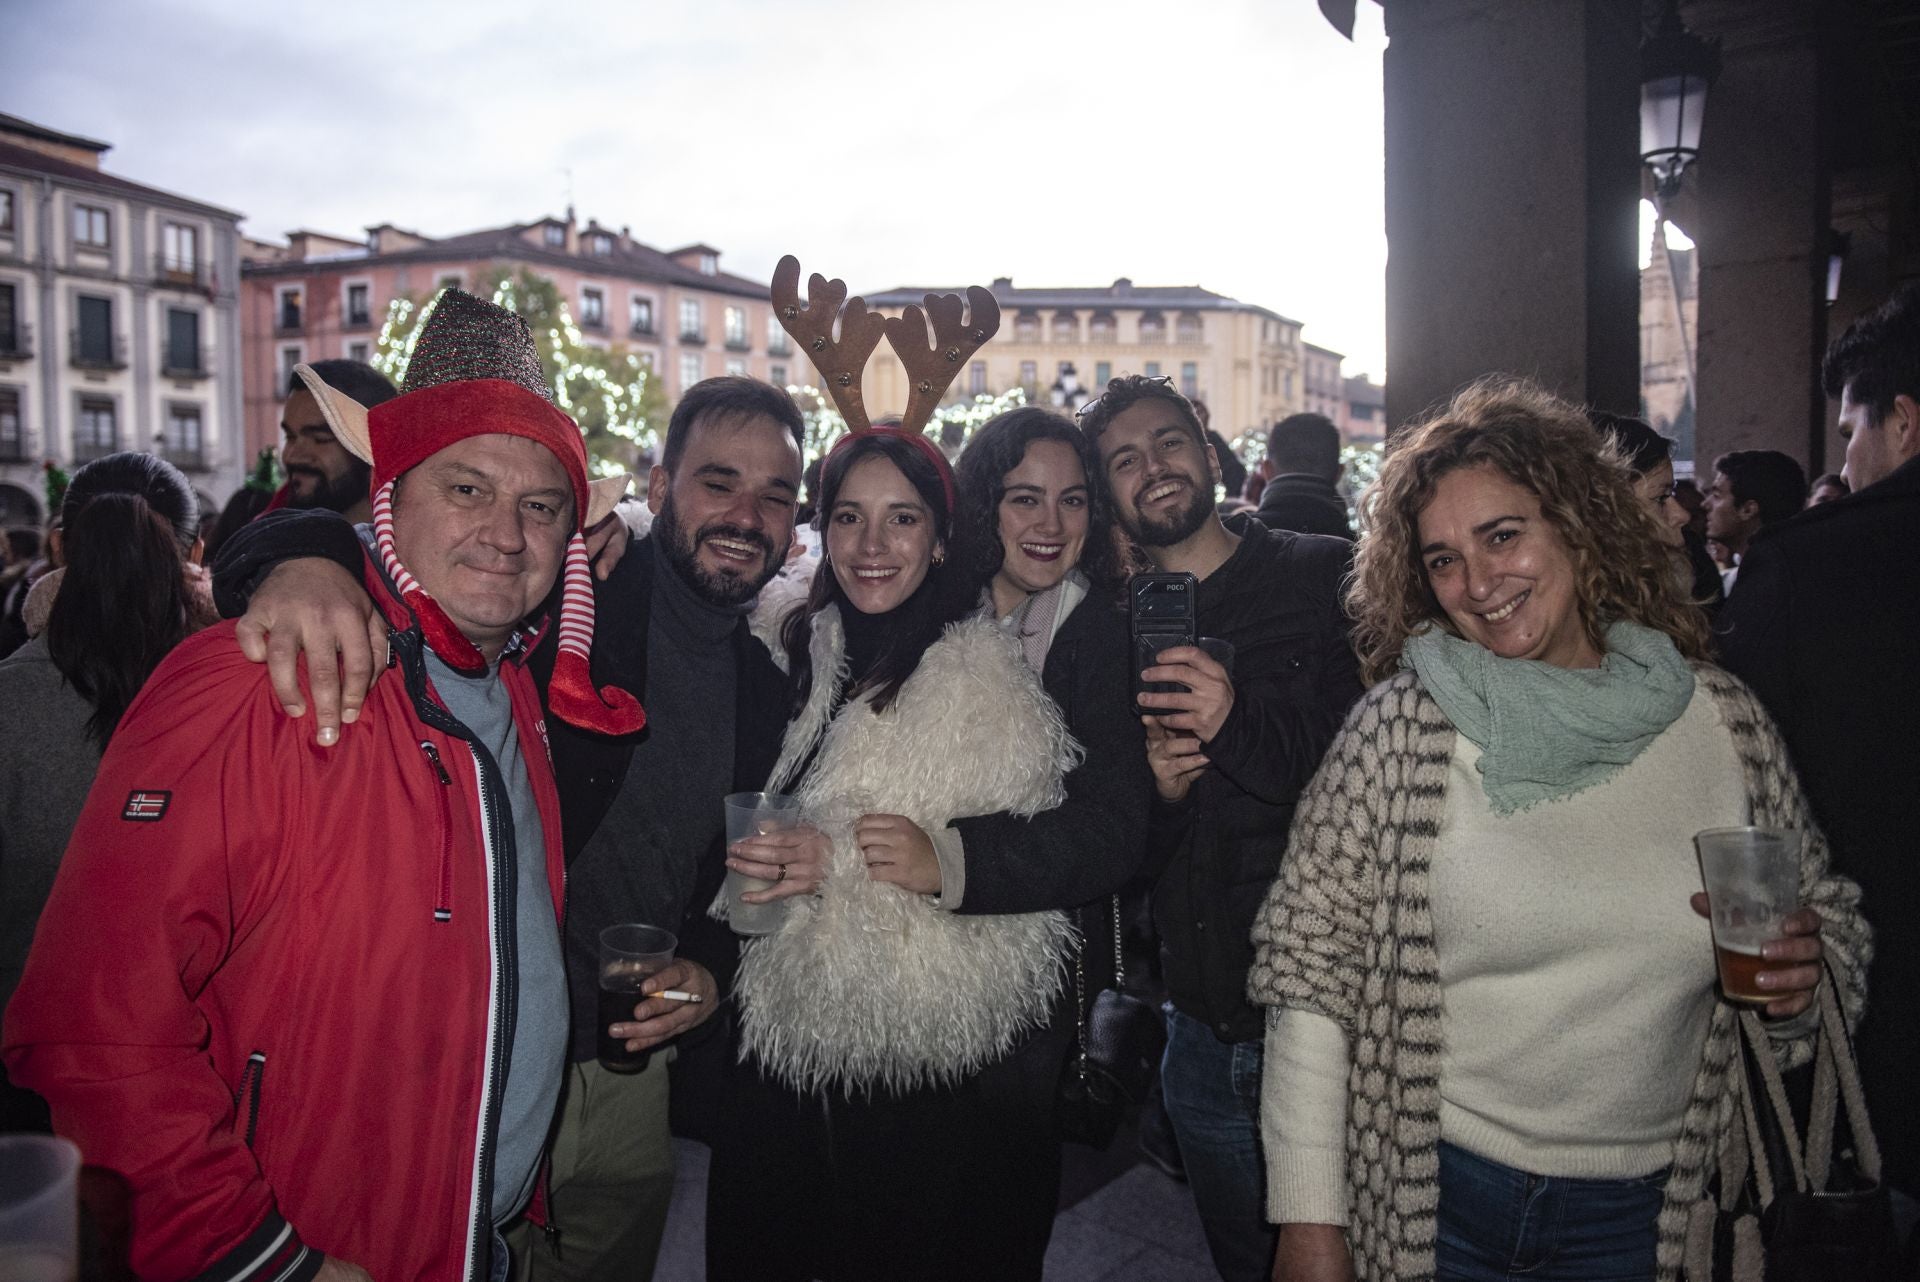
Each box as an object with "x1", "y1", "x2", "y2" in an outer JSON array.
[{"x1": 731, "y1": 608, "x2": 1083, "y2": 1095}]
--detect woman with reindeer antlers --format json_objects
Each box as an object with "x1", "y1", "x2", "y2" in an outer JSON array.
[{"x1": 704, "y1": 259, "x2": 1147, "y2": 1282}]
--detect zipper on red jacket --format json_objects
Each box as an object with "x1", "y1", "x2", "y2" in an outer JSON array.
[
  {"x1": 420, "y1": 741, "x2": 456, "y2": 922},
  {"x1": 238, "y1": 1051, "x2": 266, "y2": 1148}
]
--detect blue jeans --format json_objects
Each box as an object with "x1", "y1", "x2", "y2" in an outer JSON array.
[
  {"x1": 1437, "y1": 1141, "x2": 1666, "y2": 1281},
  {"x1": 1160, "y1": 1006, "x2": 1275, "y2": 1282}
]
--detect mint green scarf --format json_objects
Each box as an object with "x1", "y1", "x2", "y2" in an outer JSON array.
[{"x1": 1402, "y1": 620, "x2": 1695, "y2": 815}]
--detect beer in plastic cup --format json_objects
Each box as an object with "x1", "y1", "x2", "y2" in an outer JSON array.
[
  {"x1": 722, "y1": 791, "x2": 803, "y2": 936},
  {"x1": 1694, "y1": 826, "x2": 1801, "y2": 1005},
  {"x1": 597, "y1": 924, "x2": 677, "y2": 1072}
]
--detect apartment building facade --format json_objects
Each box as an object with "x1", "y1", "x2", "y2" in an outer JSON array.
[
  {"x1": 0, "y1": 113, "x2": 244, "y2": 526},
  {"x1": 860, "y1": 277, "x2": 1305, "y2": 442},
  {"x1": 1301, "y1": 341, "x2": 1346, "y2": 425},
  {"x1": 240, "y1": 216, "x2": 810, "y2": 462}
]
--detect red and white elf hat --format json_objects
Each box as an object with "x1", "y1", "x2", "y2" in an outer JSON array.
[{"x1": 290, "y1": 288, "x2": 643, "y2": 736}]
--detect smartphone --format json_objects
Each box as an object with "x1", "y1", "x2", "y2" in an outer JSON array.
[{"x1": 1130, "y1": 571, "x2": 1198, "y2": 716}]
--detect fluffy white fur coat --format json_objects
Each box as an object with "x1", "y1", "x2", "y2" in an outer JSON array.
[{"x1": 729, "y1": 603, "x2": 1083, "y2": 1095}]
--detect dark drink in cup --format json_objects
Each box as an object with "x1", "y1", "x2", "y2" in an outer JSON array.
[
  {"x1": 596, "y1": 924, "x2": 676, "y2": 1074},
  {"x1": 597, "y1": 962, "x2": 660, "y2": 1072}
]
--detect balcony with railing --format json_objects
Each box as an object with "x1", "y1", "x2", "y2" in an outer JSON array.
[
  {"x1": 723, "y1": 335, "x2": 752, "y2": 353},
  {"x1": 629, "y1": 320, "x2": 657, "y2": 339},
  {"x1": 161, "y1": 343, "x2": 214, "y2": 380},
  {"x1": 153, "y1": 254, "x2": 211, "y2": 292},
  {"x1": 0, "y1": 321, "x2": 33, "y2": 360},
  {"x1": 766, "y1": 334, "x2": 792, "y2": 357},
  {"x1": 275, "y1": 305, "x2": 304, "y2": 335},
  {"x1": 342, "y1": 305, "x2": 374, "y2": 331},
  {"x1": 71, "y1": 434, "x2": 120, "y2": 463},
  {"x1": 160, "y1": 443, "x2": 209, "y2": 471},
  {"x1": 679, "y1": 325, "x2": 708, "y2": 345},
  {"x1": 70, "y1": 331, "x2": 129, "y2": 371}
]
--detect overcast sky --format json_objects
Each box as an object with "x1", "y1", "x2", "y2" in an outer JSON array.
[{"x1": 3, "y1": 0, "x2": 1390, "y2": 376}]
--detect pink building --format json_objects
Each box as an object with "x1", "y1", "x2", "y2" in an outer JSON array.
[
  {"x1": 1343, "y1": 372, "x2": 1386, "y2": 444},
  {"x1": 239, "y1": 214, "x2": 809, "y2": 461}
]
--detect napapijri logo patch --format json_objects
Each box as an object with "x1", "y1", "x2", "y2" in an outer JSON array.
[{"x1": 122, "y1": 791, "x2": 171, "y2": 821}]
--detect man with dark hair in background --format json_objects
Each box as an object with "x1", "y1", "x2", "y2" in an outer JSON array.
[
  {"x1": 1704, "y1": 448, "x2": 1807, "y2": 591},
  {"x1": 278, "y1": 359, "x2": 399, "y2": 524},
  {"x1": 212, "y1": 375, "x2": 807, "y2": 1279},
  {"x1": 1718, "y1": 285, "x2": 1920, "y2": 1235},
  {"x1": 1078, "y1": 375, "x2": 1360, "y2": 1282},
  {"x1": 1253, "y1": 412, "x2": 1354, "y2": 541}
]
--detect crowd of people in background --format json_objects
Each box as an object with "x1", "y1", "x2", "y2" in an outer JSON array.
[{"x1": 0, "y1": 279, "x2": 1915, "y2": 1282}]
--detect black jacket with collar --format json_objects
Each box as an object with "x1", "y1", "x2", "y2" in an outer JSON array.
[
  {"x1": 951, "y1": 585, "x2": 1153, "y2": 998},
  {"x1": 1148, "y1": 516, "x2": 1362, "y2": 1043},
  {"x1": 1715, "y1": 453, "x2": 1920, "y2": 1187},
  {"x1": 1254, "y1": 473, "x2": 1355, "y2": 541}
]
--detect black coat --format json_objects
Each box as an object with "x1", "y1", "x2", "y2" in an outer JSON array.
[
  {"x1": 1254, "y1": 473, "x2": 1355, "y2": 541},
  {"x1": 1715, "y1": 454, "x2": 1920, "y2": 1189},
  {"x1": 952, "y1": 586, "x2": 1153, "y2": 999},
  {"x1": 1149, "y1": 518, "x2": 1362, "y2": 1043}
]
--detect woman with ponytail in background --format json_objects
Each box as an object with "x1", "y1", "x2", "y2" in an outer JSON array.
[{"x1": 0, "y1": 452, "x2": 208, "y2": 1126}]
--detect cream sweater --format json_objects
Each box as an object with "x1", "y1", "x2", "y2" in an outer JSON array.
[
  {"x1": 1264, "y1": 688, "x2": 1747, "y2": 1226},
  {"x1": 1247, "y1": 666, "x2": 1870, "y2": 1282}
]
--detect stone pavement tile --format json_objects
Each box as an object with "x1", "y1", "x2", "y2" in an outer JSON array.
[
  {"x1": 1065, "y1": 1165, "x2": 1212, "y2": 1263},
  {"x1": 1092, "y1": 1244, "x2": 1224, "y2": 1282},
  {"x1": 1043, "y1": 1207, "x2": 1157, "y2": 1281}
]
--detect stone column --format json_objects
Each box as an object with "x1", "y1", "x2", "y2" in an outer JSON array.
[
  {"x1": 1382, "y1": 0, "x2": 1642, "y2": 431},
  {"x1": 1688, "y1": 2, "x2": 1827, "y2": 475}
]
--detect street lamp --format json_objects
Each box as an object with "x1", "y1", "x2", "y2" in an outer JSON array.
[
  {"x1": 1640, "y1": 1, "x2": 1721, "y2": 201},
  {"x1": 1050, "y1": 363, "x2": 1088, "y2": 415}
]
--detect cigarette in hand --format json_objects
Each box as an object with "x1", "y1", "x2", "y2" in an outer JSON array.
[{"x1": 648, "y1": 990, "x2": 704, "y2": 1004}]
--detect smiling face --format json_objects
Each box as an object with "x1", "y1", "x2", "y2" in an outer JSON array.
[
  {"x1": 1417, "y1": 463, "x2": 1600, "y2": 670},
  {"x1": 648, "y1": 412, "x2": 802, "y2": 607},
  {"x1": 825, "y1": 453, "x2": 943, "y2": 616},
  {"x1": 992, "y1": 438, "x2": 1090, "y2": 609},
  {"x1": 390, "y1": 433, "x2": 575, "y2": 661},
  {"x1": 1096, "y1": 399, "x2": 1218, "y2": 548}
]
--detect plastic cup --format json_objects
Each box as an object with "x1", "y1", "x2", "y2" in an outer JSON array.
[
  {"x1": 597, "y1": 923, "x2": 677, "y2": 1073},
  {"x1": 722, "y1": 791, "x2": 803, "y2": 936},
  {"x1": 0, "y1": 1134, "x2": 81, "y2": 1281},
  {"x1": 1695, "y1": 827, "x2": 1801, "y2": 1005}
]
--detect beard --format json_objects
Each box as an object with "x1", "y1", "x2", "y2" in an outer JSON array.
[
  {"x1": 655, "y1": 490, "x2": 784, "y2": 608},
  {"x1": 1129, "y1": 474, "x2": 1217, "y2": 548},
  {"x1": 287, "y1": 460, "x2": 372, "y2": 516}
]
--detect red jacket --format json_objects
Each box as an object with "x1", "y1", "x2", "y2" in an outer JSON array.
[{"x1": 3, "y1": 574, "x2": 566, "y2": 1282}]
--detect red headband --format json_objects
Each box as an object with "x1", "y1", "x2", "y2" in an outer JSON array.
[{"x1": 825, "y1": 427, "x2": 957, "y2": 517}]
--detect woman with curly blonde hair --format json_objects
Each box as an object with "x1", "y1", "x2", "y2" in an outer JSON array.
[{"x1": 1248, "y1": 378, "x2": 1869, "y2": 1282}]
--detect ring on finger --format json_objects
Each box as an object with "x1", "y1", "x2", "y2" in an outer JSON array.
[{"x1": 776, "y1": 864, "x2": 787, "y2": 883}]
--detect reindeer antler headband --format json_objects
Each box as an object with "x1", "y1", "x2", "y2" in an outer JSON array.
[{"x1": 771, "y1": 254, "x2": 1001, "y2": 435}]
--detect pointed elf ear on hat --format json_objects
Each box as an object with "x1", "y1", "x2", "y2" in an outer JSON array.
[
  {"x1": 587, "y1": 474, "x2": 630, "y2": 528},
  {"x1": 291, "y1": 363, "x2": 374, "y2": 464}
]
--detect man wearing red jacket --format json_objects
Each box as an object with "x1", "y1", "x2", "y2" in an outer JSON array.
[{"x1": 3, "y1": 291, "x2": 643, "y2": 1282}]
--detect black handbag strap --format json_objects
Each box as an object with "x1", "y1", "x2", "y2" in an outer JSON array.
[{"x1": 1070, "y1": 894, "x2": 1124, "y2": 1068}]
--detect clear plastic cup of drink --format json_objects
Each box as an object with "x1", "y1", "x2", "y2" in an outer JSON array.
[
  {"x1": 1695, "y1": 827, "x2": 1801, "y2": 1005},
  {"x1": 722, "y1": 791, "x2": 803, "y2": 936}
]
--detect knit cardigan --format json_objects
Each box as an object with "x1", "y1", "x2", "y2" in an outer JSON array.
[{"x1": 1247, "y1": 663, "x2": 1870, "y2": 1282}]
